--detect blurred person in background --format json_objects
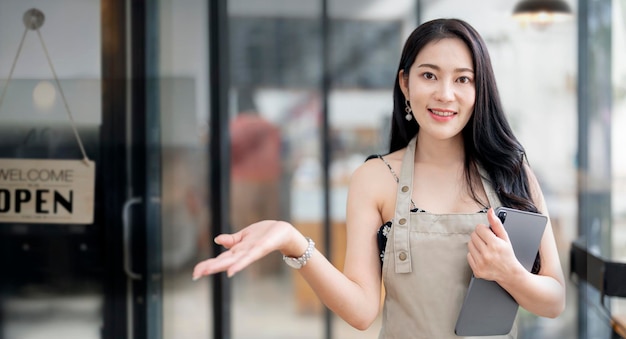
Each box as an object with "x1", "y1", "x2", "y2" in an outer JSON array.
[
  {"x1": 229, "y1": 88, "x2": 283, "y2": 276},
  {"x1": 194, "y1": 19, "x2": 565, "y2": 338}
]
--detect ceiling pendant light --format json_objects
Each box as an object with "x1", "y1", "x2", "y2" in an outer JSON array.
[{"x1": 512, "y1": 0, "x2": 573, "y2": 27}]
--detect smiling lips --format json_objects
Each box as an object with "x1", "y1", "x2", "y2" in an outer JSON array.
[{"x1": 429, "y1": 109, "x2": 456, "y2": 120}]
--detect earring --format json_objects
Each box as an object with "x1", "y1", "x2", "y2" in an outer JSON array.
[{"x1": 404, "y1": 100, "x2": 413, "y2": 121}]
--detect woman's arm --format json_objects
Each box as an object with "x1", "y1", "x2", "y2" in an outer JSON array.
[
  {"x1": 467, "y1": 166, "x2": 566, "y2": 318},
  {"x1": 192, "y1": 160, "x2": 386, "y2": 329}
]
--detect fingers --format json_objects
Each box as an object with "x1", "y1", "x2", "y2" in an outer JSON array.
[
  {"x1": 466, "y1": 252, "x2": 478, "y2": 276},
  {"x1": 467, "y1": 238, "x2": 479, "y2": 268},
  {"x1": 467, "y1": 234, "x2": 489, "y2": 275},
  {"x1": 192, "y1": 249, "x2": 249, "y2": 280},
  {"x1": 226, "y1": 245, "x2": 266, "y2": 277},
  {"x1": 472, "y1": 223, "x2": 496, "y2": 251},
  {"x1": 467, "y1": 209, "x2": 516, "y2": 281},
  {"x1": 472, "y1": 209, "x2": 509, "y2": 244},
  {"x1": 192, "y1": 220, "x2": 294, "y2": 280},
  {"x1": 192, "y1": 235, "x2": 272, "y2": 280},
  {"x1": 214, "y1": 232, "x2": 243, "y2": 249},
  {"x1": 468, "y1": 223, "x2": 498, "y2": 280},
  {"x1": 192, "y1": 250, "x2": 239, "y2": 280},
  {"x1": 192, "y1": 233, "x2": 243, "y2": 280},
  {"x1": 487, "y1": 208, "x2": 509, "y2": 241},
  {"x1": 468, "y1": 231, "x2": 484, "y2": 261}
]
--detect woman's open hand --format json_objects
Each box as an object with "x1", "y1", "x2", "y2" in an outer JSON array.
[
  {"x1": 192, "y1": 220, "x2": 306, "y2": 280},
  {"x1": 467, "y1": 208, "x2": 523, "y2": 283}
]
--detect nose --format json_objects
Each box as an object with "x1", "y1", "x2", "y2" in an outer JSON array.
[{"x1": 434, "y1": 81, "x2": 454, "y2": 102}]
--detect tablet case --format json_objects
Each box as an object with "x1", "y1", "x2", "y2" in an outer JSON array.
[{"x1": 454, "y1": 207, "x2": 547, "y2": 336}]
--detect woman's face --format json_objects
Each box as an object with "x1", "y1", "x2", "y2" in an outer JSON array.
[{"x1": 399, "y1": 37, "x2": 476, "y2": 143}]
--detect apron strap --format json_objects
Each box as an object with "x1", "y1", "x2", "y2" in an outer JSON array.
[
  {"x1": 392, "y1": 136, "x2": 417, "y2": 273},
  {"x1": 477, "y1": 165, "x2": 502, "y2": 209}
]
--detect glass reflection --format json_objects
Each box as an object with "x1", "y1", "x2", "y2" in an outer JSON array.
[
  {"x1": 228, "y1": 1, "x2": 326, "y2": 337},
  {"x1": 156, "y1": 1, "x2": 212, "y2": 338}
]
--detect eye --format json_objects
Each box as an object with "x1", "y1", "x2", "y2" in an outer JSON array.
[
  {"x1": 422, "y1": 72, "x2": 436, "y2": 80},
  {"x1": 457, "y1": 76, "x2": 472, "y2": 84}
]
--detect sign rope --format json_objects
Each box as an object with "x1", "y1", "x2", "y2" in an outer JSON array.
[{"x1": 0, "y1": 8, "x2": 90, "y2": 163}]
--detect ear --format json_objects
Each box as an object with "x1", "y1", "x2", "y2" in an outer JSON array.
[{"x1": 398, "y1": 69, "x2": 409, "y2": 100}]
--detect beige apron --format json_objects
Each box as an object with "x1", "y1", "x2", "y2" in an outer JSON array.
[{"x1": 379, "y1": 136, "x2": 518, "y2": 339}]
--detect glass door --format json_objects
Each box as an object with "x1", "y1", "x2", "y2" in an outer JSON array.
[
  {"x1": 103, "y1": 0, "x2": 213, "y2": 338},
  {"x1": 150, "y1": 0, "x2": 214, "y2": 338},
  {"x1": 0, "y1": 2, "x2": 104, "y2": 339},
  {"x1": 1, "y1": 1, "x2": 213, "y2": 338}
]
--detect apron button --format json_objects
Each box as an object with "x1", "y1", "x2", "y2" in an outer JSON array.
[
  {"x1": 398, "y1": 218, "x2": 406, "y2": 225},
  {"x1": 401, "y1": 185, "x2": 409, "y2": 192},
  {"x1": 398, "y1": 252, "x2": 407, "y2": 261}
]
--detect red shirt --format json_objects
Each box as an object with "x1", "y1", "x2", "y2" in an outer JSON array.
[{"x1": 230, "y1": 114, "x2": 282, "y2": 181}]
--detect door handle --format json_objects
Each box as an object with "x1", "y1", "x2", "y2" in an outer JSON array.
[{"x1": 123, "y1": 197, "x2": 142, "y2": 280}]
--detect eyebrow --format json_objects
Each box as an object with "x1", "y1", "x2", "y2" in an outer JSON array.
[{"x1": 417, "y1": 63, "x2": 474, "y2": 73}]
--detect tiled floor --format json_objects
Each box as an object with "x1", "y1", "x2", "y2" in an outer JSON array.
[
  {"x1": 2, "y1": 270, "x2": 381, "y2": 339},
  {"x1": 0, "y1": 261, "x2": 598, "y2": 339},
  {"x1": 165, "y1": 269, "x2": 382, "y2": 339},
  {"x1": 3, "y1": 293, "x2": 102, "y2": 339}
]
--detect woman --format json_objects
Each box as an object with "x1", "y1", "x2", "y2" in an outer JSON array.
[{"x1": 193, "y1": 18, "x2": 566, "y2": 338}]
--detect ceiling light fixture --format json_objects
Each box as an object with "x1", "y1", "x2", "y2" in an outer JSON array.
[{"x1": 513, "y1": 0, "x2": 573, "y2": 27}]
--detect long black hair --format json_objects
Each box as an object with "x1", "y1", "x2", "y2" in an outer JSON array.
[
  {"x1": 389, "y1": 18, "x2": 541, "y2": 272},
  {"x1": 389, "y1": 19, "x2": 537, "y2": 212}
]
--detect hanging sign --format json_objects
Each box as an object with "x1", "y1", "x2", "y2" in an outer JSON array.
[
  {"x1": 0, "y1": 159, "x2": 95, "y2": 224},
  {"x1": 0, "y1": 9, "x2": 96, "y2": 225}
]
